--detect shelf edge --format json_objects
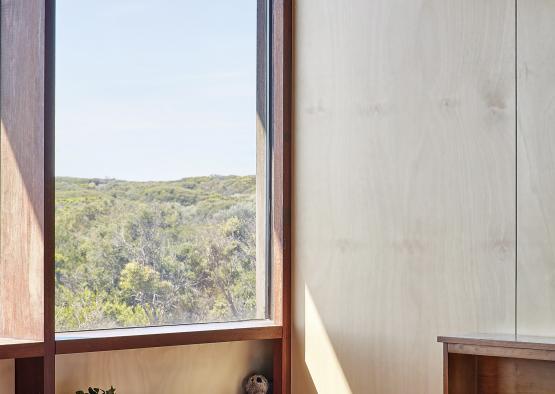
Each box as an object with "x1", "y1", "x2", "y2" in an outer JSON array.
[
  {"x1": 56, "y1": 323, "x2": 283, "y2": 355},
  {"x1": 0, "y1": 341, "x2": 44, "y2": 360}
]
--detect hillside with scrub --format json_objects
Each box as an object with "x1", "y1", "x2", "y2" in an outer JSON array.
[{"x1": 55, "y1": 175, "x2": 257, "y2": 331}]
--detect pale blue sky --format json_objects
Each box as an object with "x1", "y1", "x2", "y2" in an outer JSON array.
[{"x1": 56, "y1": 1, "x2": 257, "y2": 181}]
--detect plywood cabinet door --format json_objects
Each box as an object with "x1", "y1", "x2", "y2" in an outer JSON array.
[{"x1": 517, "y1": 1, "x2": 555, "y2": 336}]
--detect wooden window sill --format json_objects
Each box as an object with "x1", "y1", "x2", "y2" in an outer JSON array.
[
  {"x1": 0, "y1": 338, "x2": 44, "y2": 359},
  {"x1": 55, "y1": 320, "x2": 282, "y2": 355}
]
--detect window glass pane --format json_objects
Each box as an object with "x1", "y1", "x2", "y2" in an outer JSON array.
[{"x1": 55, "y1": 1, "x2": 267, "y2": 331}]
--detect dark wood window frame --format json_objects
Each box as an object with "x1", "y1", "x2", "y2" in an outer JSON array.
[{"x1": 0, "y1": 0, "x2": 291, "y2": 392}]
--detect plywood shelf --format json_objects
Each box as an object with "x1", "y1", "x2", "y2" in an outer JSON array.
[
  {"x1": 0, "y1": 338, "x2": 43, "y2": 360},
  {"x1": 439, "y1": 334, "x2": 555, "y2": 393},
  {"x1": 56, "y1": 320, "x2": 282, "y2": 355},
  {"x1": 439, "y1": 333, "x2": 555, "y2": 352}
]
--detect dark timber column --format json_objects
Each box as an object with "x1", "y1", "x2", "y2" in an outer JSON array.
[
  {"x1": 15, "y1": 358, "x2": 44, "y2": 394},
  {"x1": 1, "y1": 0, "x2": 55, "y2": 391}
]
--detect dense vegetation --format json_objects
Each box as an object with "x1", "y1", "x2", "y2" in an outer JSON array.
[{"x1": 55, "y1": 175, "x2": 257, "y2": 331}]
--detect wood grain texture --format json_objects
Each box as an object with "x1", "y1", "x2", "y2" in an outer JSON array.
[
  {"x1": 447, "y1": 355, "x2": 555, "y2": 394},
  {"x1": 443, "y1": 344, "x2": 449, "y2": 394},
  {"x1": 271, "y1": 0, "x2": 292, "y2": 392},
  {"x1": 443, "y1": 341, "x2": 555, "y2": 393},
  {"x1": 271, "y1": 0, "x2": 292, "y2": 327},
  {"x1": 516, "y1": 0, "x2": 555, "y2": 336},
  {"x1": 0, "y1": 0, "x2": 45, "y2": 341},
  {"x1": 43, "y1": 0, "x2": 56, "y2": 392},
  {"x1": 439, "y1": 334, "x2": 555, "y2": 351},
  {"x1": 476, "y1": 357, "x2": 555, "y2": 394},
  {"x1": 292, "y1": 0, "x2": 515, "y2": 393},
  {"x1": 447, "y1": 353, "x2": 476, "y2": 394},
  {"x1": 0, "y1": 360, "x2": 14, "y2": 394},
  {"x1": 442, "y1": 336, "x2": 555, "y2": 390},
  {"x1": 55, "y1": 340, "x2": 273, "y2": 394},
  {"x1": 55, "y1": 321, "x2": 281, "y2": 354},
  {"x1": 448, "y1": 343, "x2": 555, "y2": 362},
  {"x1": 0, "y1": 338, "x2": 43, "y2": 360},
  {"x1": 256, "y1": 0, "x2": 270, "y2": 320}
]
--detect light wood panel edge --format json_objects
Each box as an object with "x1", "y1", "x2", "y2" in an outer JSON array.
[
  {"x1": 55, "y1": 323, "x2": 282, "y2": 355},
  {"x1": 448, "y1": 344, "x2": 555, "y2": 362},
  {"x1": 438, "y1": 335, "x2": 555, "y2": 351},
  {"x1": 439, "y1": 334, "x2": 555, "y2": 361},
  {"x1": 43, "y1": 0, "x2": 56, "y2": 392},
  {"x1": 0, "y1": 340, "x2": 44, "y2": 360},
  {"x1": 0, "y1": 0, "x2": 45, "y2": 342},
  {"x1": 270, "y1": 0, "x2": 292, "y2": 393}
]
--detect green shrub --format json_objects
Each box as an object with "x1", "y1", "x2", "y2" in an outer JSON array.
[{"x1": 76, "y1": 387, "x2": 115, "y2": 394}]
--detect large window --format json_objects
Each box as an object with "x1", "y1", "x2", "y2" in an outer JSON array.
[
  {"x1": 0, "y1": 0, "x2": 288, "y2": 390},
  {"x1": 55, "y1": 1, "x2": 269, "y2": 331}
]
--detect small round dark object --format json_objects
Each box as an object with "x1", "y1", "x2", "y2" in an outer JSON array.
[{"x1": 244, "y1": 373, "x2": 269, "y2": 394}]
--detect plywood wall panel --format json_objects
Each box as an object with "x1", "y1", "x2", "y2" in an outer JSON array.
[
  {"x1": 55, "y1": 340, "x2": 272, "y2": 394},
  {"x1": 0, "y1": 0, "x2": 45, "y2": 340},
  {"x1": 292, "y1": 0, "x2": 516, "y2": 393},
  {"x1": 516, "y1": 0, "x2": 555, "y2": 336}
]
